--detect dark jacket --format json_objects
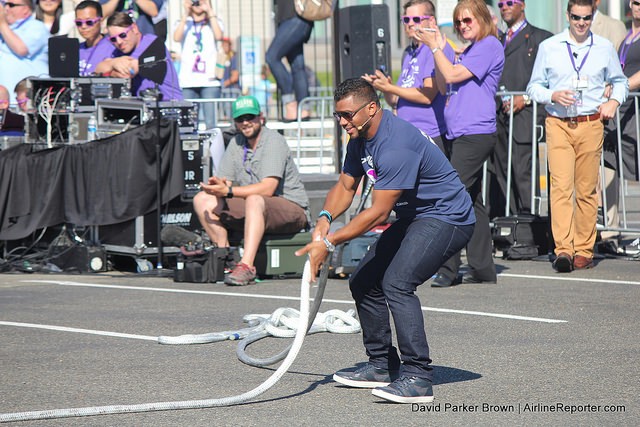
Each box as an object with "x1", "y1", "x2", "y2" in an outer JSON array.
[{"x1": 497, "y1": 23, "x2": 552, "y2": 143}]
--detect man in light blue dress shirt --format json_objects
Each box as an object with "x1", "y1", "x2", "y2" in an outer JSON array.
[
  {"x1": 0, "y1": 0, "x2": 50, "y2": 104},
  {"x1": 527, "y1": 0, "x2": 628, "y2": 273}
]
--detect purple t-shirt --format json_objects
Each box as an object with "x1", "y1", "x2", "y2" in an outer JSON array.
[
  {"x1": 112, "y1": 34, "x2": 183, "y2": 100},
  {"x1": 396, "y1": 43, "x2": 455, "y2": 138},
  {"x1": 79, "y1": 37, "x2": 114, "y2": 76},
  {"x1": 445, "y1": 36, "x2": 504, "y2": 139},
  {"x1": 342, "y1": 110, "x2": 475, "y2": 225}
]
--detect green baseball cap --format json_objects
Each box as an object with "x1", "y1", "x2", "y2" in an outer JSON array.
[{"x1": 232, "y1": 95, "x2": 261, "y2": 119}]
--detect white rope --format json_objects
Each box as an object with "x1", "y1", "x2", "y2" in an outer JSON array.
[
  {"x1": 0, "y1": 260, "x2": 320, "y2": 423},
  {"x1": 158, "y1": 307, "x2": 360, "y2": 344}
]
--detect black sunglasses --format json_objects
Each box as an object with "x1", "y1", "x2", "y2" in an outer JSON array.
[
  {"x1": 569, "y1": 13, "x2": 593, "y2": 22},
  {"x1": 633, "y1": 0, "x2": 640, "y2": 6},
  {"x1": 454, "y1": 17, "x2": 473, "y2": 27},
  {"x1": 498, "y1": 0, "x2": 521, "y2": 8},
  {"x1": 401, "y1": 15, "x2": 432, "y2": 25},
  {"x1": 333, "y1": 101, "x2": 371, "y2": 121},
  {"x1": 4, "y1": 2, "x2": 29, "y2": 7},
  {"x1": 234, "y1": 114, "x2": 258, "y2": 123}
]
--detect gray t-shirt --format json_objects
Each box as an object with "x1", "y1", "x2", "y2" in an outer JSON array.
[{"x1": 219, "y1": 127, "x2": 309, "y2": 210}]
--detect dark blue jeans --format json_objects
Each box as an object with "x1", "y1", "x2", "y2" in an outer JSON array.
[
  {"x1": 349, "y1": 217, "x2": 474, "y2": 380},
  {"x1": 265, "y1": 16, "x2": 313, "y2": 103}
]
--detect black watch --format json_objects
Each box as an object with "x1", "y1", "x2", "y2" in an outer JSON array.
[{"x1": 226, "y1": 186, "x2": 233, "y2": 199}]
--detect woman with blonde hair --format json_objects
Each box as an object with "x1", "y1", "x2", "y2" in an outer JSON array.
[{"x1": 418, "y1": 0, "x2": 504, "y2": 287}]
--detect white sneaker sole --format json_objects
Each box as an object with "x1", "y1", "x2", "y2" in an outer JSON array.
[
  {"x1": 332, "y1": 374, "x2": 390, "y2": 389},
  {"x1": 371, "y1": 388, "x2": 435, "y2": 403}
]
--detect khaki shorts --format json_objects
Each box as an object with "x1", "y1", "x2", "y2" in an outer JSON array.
[{"x1": 218, "y1": 196, "x2": 308, "y2": 234}]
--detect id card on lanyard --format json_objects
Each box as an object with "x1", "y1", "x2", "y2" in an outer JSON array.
[
  {"x1": 566, "y1": 34, "x2": 593, "y2": 106},
  {"x1": 192, "y1": 22, "x2": 206, "y2": 73}
]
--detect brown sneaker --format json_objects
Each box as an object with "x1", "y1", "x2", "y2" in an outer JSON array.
[
  {"x1": 573, "y1": 255, "x2": 594, "y2": 270},
  {"x1": 224, "y1": 262, "x2": 257, "y2": 286}
]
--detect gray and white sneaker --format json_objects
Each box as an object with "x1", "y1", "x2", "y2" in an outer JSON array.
[
  {"x1": 333, "y1": 363, "x2": 399, "y2": 388},
  {"x1": 372, "y1": 375, "x2": 434, "y2": 403}
]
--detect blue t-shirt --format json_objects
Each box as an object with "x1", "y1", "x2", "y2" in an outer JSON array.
[{"x1": 343, "y1": 111, "x2": 475, "y2": 225}]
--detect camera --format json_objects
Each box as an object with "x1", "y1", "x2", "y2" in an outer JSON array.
[{"x1": 192, "y1": 0, "x2": 200, "y2": 6}]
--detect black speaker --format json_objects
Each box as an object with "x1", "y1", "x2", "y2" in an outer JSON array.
[
  {"x1": 50, "y1": 245, "x2": 108, "y2": 273},
  {"x1": 338, "y1": 4, "x2": 392, "y2": 80}
]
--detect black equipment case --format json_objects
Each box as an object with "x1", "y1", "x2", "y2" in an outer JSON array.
[{"x1": 492, "y1": 214, "x2": 550, "y2": 259}]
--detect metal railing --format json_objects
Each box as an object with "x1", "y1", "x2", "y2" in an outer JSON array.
[
  {"x1": 497, "y1": 89, "x2": 640, "y2": 236},
  {"x1": 185, "y1": 95, "x2": 337, "y2": 174}
]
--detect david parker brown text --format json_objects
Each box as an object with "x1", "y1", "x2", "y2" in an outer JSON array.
[{"x1": 411, "y1": 402, "x2": 626, "y2": 414}]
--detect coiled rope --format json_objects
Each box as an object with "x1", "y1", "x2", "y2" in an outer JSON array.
[
  {"x1": 0, "y1": 259, "x2": 349, "y2": 423},
  {"x1": 158, "y1": 270, "x2": 360, "y2": 368}
]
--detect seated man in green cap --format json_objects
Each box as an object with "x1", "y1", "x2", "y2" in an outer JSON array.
[{"x1": 193, "y1": 95, "x2": 310, "y2": 285}]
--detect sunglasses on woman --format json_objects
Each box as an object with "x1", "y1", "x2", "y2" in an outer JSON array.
[
  {"x1": 454, "y1": 17, "x2": 473, "y2": 27},
  {"x1": 74, "y1": 18, "x2": 101, "y2": 28},
  {"x1": 401, "y1": 15, "x2": 432, "y2": 25},
  {"x1": 108, "y1": 25, "x2": 134, "y2": 43}
]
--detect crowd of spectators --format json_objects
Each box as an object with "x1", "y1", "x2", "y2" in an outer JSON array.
[{"x1": 2, "y1": 0, "x2": 639, "y2": 277}]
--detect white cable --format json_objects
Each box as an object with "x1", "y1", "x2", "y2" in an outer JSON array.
[{"x1": 0, "y1": 260, "x2": 318, "y2": 423}]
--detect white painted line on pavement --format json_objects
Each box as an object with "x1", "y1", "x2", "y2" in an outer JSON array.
[
  {"x1": 498, "y1": 272, "x2": 640, "y2": 286},
  {"x1": 0, "y1": 321, "x2": 157, "y2": 341},
  {"x1": 21, "y1": 280, "x2": 567, "y2": 324}
]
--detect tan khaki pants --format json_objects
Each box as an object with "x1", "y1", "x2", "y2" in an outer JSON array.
[{"x1": 546, "y1": 117, "x2": 604, "y2": 258}]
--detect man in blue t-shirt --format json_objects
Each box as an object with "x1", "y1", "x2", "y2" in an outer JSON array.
[{"x1": 296, "y1": 78, "x2": 475, "y2": 404}]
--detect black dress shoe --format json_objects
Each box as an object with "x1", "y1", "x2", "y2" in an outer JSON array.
[
  {"x1": 431, "y1": 273, "x2": 455, "y2": 288},
  {"x1": 461, "y1": 272, "x2": 496, "y2": 284}
]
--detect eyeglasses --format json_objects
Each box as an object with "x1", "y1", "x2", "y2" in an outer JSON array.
[
  {"x1": 16, "y1": 98, "x2": 29, "y2": 105},
  {"x1": 108, "y1": 25, "x2": 134, "y2": 43},
  {"x1": 333, "y1": 101, "x2": 371, "y2": 121},
  {"x1": 0, "y1": 99, "x2": 8, "y2": 104},
  {"x1": 75, "y1": 18, "x2": 101, "y2": 27},
  {"x1": 401, "y1": 15, "x2": 433, "y2": 25},
  {"x1": 454, "y1": 17, "x2": 474, "y2": 27},
  {"x1": 569, "y1": 13, "x2": 593, "y2": 22},
  {"x1": 633, "y1": 0, "x2": 640, "y2": 6},
  {"x1": 498, "y1": 0, "x2": 522, "y2": 8},
  {"x1": 3, "y1": 2, "x2": 29, "y2": 8},
  {"x1": 234, "y1": 114, "x2": 258, "y2": 123}
]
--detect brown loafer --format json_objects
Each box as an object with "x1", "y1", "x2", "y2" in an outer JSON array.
[
  {"x1": 573, "y1": 255, "x2": 594, "y2": 270},
  {"x1": 552, "y1": 253, "x2": 573, "y2": 273}
]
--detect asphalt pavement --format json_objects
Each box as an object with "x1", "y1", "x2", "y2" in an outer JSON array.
[{"x1": 0, "y1": 251, "x2": 638, "y2": 426}]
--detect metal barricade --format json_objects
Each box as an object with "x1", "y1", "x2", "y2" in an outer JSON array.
[
  {"x1": 185, "y1": 97, "x2": 238, "y2": 130},
  {"x1": 497, "y1": 89, "x2": 640, "y2": 237}
]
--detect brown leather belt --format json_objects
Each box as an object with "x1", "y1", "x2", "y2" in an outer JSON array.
[{"x1": 552, "y1": 113, "x2": 601, "y2": 123}]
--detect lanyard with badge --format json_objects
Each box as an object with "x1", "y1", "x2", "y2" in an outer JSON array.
[
  {"x1": 446, "y1": 50, "x2": 465, "y2": 106},
  {"x1": 565, "y1": 34, "x2": 592, "y2": 110},
  {"x1": 192, "y1": 21, "x2": 206, "y2": 73}
]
